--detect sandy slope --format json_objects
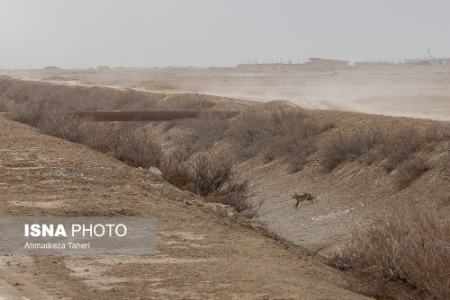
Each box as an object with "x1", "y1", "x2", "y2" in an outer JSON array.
[
  {"x1": 232, "y1": 111, "x2": 450, "y2": 257},
  {"x1": 0, "y1": 116, "x2": 369, "y2": 299}
]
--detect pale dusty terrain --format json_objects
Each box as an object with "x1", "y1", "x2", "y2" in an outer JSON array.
[
  {"x1": 156, "y1": 110, "x2": 450, "y2": 257},
  {"x1": 0, "y1": 116, "x2": 369, "y2": 299},
  {"x1": 3, "y1": 66, "x2": 450, "y2": 121}
]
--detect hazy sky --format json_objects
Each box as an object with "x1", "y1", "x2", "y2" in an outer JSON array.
[{"x1": 1, "y1": 0, "x2": 450, "y2": 69}]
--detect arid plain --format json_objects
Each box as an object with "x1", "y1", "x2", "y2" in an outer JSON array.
[{"x1": 0, "y1": 64, "x2": 449, "y2": 299}]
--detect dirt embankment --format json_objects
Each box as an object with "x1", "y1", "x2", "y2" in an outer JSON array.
[{"x1": 0, "y1": 116, "x2": 368, "y2": 299}]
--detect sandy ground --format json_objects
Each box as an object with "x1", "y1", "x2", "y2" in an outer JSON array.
[
  {"x1": 3, "y1": 67, "x2": 450, "y2": 121},
  {"x1": 139, "y1": 71, "x2": 450, "y2": 121},
  {"x1": 0, "y1": 116, "x2": 369, "y2": 299},
  {"x1": 238, "y1": 152, "x2": 450, "y2": 256}
]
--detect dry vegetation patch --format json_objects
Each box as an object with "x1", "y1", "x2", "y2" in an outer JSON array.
[
  {"x1": 320, "y1": 127, "x2": 381, "y2": 171},
  {"x1": 0, "y1": 96, "x2": 13, "y2": 112},
  {"x1": 320, "y1": 123, "x2": 450, "y2": 187},
  {"x1": 2, "y1": 77, "x2": 449, "y2": 201},
  {"x1": 37, "y1": 111, "x2": 86, "y2": 142},
  {"x1": 331, "y1": 209, "x2": 450, "y2": 299},
  {"x1": 395, "y1": 153, "x2": 430, "y2": 188},
  {"x1": 2, "y1": 78, "x2": 449, "y2": 191},
  {"x1": 228, "y1": 109, "x2": 334, "y2": 171},
  {"x1": 212, "y1": 181, "x2": 251, "y2": 213},
  {"x1": 112, "y1": 125, "x2": 162, "y2": 169}
]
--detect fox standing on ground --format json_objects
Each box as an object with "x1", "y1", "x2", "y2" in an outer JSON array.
[{"x1": 292, "y1": 192, "x2": 315, "y2": 208}]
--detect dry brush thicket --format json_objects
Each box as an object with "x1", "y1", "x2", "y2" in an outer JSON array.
[
  {"x1": 320, "y1": 124, "x2": 450, "y2": 187},
  {"x1": 0, "y1": 79, "x2": 251, "y2": 212},
  {"x1": 228, "y1": 109, "x2": 334, "y2": 171},
  {"x1": 170, "y1": 108, "x2": 335, "y2": 171},
  {"x1": 1, "y1": 78, "x2": 449, "y2": 198},
  {"x1": 331, "y1": 210, "x2": 450, "y2": 299}
]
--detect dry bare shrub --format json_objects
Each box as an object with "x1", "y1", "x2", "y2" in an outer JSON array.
[
  {"x1": 160, "y1": 146, "x2": 193, "y2": 189},
  {"x1": 177, "y1": 114, "x2": 231, "y2": 151},
  {"x1": 160, "y1": 148, "x2": 233, "y2": 196},
  {"x1": 81, "y1": 122, "x2": 121, "y2": 153},
  {"x1": 12, "y1": 99, "x2": 164, "y2": 168},
  {"x1": 230, "y1": 109, "x2": 333, "y2": 169},
  {"x1": 84, "y1": 122, "x2": 164, "y2": 169},
  {"x1": 212, "y1": 181, "x2": 250, "y2": 213},
  {"x1": 424, "y1": 123, "x2": 450, "y2": 142},
  {"x1": 444, "y1": 154, "x2": 450, "y2": 181},
  {"x1": 161, "y1": 146, "x2": 250, "y2": 212},
  {"x1": 112, "y1": 125, "x2": 162, "y2": 169},
  {"x1": 8, "y1": 102, "x2": 45, "y2": 126},
  {"x1": 396, "y1": 153, "x2": 430, "y2": 188},
  {"x1": 321, "y1": 124, "x2": 449, "y2": 173},
  {"x1": 379, "y1": 125, "x2": 450, "y2": 172},
  {"x1": 190, "y1": 151, "x2": 232, "y2": 196},
  {"x1": 332, "y1": 210, "x2": 450, "y2": 299},
  {"x1": 0, "y1": 96, "x2": 13, "y2": 112},
  {"x1": 320, "y1": 127, "x2": 381, "y2": 171},
  {"x1": 268, "y1": 111, "x2": 333, "y2": 171},
  {"x1": 36, "y1": 112, "x2": 85, "y2": 142},
  {"x1": 379, "y1": 127, "x2": 426, "y2": 171},
  {"x1": 0, "y1": 78, "x2": 163, "y2": 114}
]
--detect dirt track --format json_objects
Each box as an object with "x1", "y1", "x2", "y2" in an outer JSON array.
[{"x1": 0, "y1": 116, "x2": 369, "y2": 299}]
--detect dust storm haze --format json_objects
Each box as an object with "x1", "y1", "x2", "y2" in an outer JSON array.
[
  {"x1": 1, "y1": 0, "x2": 450, "y2": 120},
  {"x1": 1, "y1": 0, "x2": 450, "y2": 68}
]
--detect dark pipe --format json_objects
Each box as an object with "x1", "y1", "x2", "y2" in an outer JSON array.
[{"x1": 72, "y1": 110, "x2": 238, "y2": 122}]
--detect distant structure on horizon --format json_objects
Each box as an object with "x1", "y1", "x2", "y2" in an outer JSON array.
[
  {"x1": 237, "y1": 58, "x2": 351, "y2": 72},
  {"x1": 237, "y1": 56, "x2": 450, "y2": 73},
  {"x1": 405, "y1": 57, "x2": 450, "y2": 66},
  {"x1": 43, "y1": 66, "x2": 60, "y2": 71},
  {"x1": 97, "y1": 65, "x2": 110, "y2": 71}
]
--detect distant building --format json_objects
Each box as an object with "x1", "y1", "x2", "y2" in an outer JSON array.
[
  {"x1": 438, "y1": 58, "x2": 450, "y2": 66},
  {"x1": 97, "y1": 65, "x2": 110, "y2": 71},
  {"x1": 306, "y1": 58, "x2": 350, "y2": 69},
  {"x1": 237, "y1": 58, "x2": 351, "y2": 73},
  {"x1": 354, "y1": 61, "x2": 390, "y2": 66},
  {"x1": 405, "y1": 58, "x2": 450, "y2": 66},
  {"x1": 237, "y1": 63, "x2": 299, "y2": 72},
  {"x1": 43, "y1": 66, "x2": 60, "y2": 71}
]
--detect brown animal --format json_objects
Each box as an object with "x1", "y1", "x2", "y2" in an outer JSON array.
[{"x1": 292, "y1": 192, "x2": 315, "y2": 208}]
